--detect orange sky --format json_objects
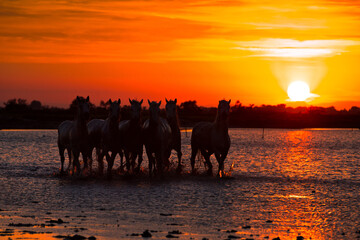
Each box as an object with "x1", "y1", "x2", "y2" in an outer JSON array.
[{"x1": 1, "y1": 0, "x2": 360, "y2": 109}]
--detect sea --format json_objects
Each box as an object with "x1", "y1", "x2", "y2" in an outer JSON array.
[{"x1": 0, "y1": 128, "x2": 359, "y2": 240}]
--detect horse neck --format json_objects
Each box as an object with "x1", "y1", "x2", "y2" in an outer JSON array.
[
  {"x1": 149, "y1": 115, "x2": 160, "y2": 128},
  {"x1": 75, "y1": 115, "x2": 87, "y2": 133},
  {"x1": 167, "y1": 114, "x2": 179, "y2": 130},
  {"x1": 214, "y1": 113, "x2": 228, "y2": 131},
  {"x1": 108, "y1": 115, "x2": 119, "y2": 132}
]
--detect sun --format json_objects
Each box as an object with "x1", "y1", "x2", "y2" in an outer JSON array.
[{"x1": 287, "y1": 81, "x2": 311, "y2": 102}]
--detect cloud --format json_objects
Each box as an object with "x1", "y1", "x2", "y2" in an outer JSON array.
[{"x1": 234, "y1": 38, "x2": 360, "y2": 58}]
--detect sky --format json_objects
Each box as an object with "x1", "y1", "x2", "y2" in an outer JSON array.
[{"x1": 1, "y1": 0, "x2": 360, "y2": 109}]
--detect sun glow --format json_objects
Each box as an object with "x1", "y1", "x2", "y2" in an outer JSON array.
[{"x1": 287, "y1": 81, "x2": 311, "y2": 102}]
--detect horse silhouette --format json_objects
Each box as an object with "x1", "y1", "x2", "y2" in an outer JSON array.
[
  {"x1": 165, "y1": 98, "x2": 182, "y2": 172},
  {"x1": 87, "y1": 118, "x2": 104, "y2": 173},
  {"x1": 58, "y1": 96, "x2": 90, "y2": 175},
  {"x1": 118, "y1": 99, "x2": 143, "y2": 173},
  {"x1": 96, "y1": 99, "x2": 121, "y2": 177},
  {"x1": 143, "y1": 100, "x2": 172, "y2": 177},
  {"x1": 190, "y1": 100, "x2": 231, "y2": 176},
  {"x1": 87, "y1": 99, "x2": 121, "y2": 175}
]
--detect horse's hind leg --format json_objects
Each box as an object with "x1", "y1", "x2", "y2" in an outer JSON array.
[
  {"x1": 201, "y1": 149, "x2": 212, "y2": 176},
  {"x1": 66, "y1": 147, "x2": 72, "y2": 172},
  {"x1": 58, "y1": 145, "x2": 65, "y2": 173},
  {"x1": 176, "y1": 147, "x2": 183, "y2": 173},
  {"x1": 97, "y1": 147, "x2": 104, "y2": 175}
]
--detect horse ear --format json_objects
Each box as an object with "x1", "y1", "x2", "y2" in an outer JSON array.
[
  {"x1": 76, "y1": 96, "x2": 80, "y2": 101},
  {"x1": 165, "y1": 98, "x2": 168, "y2": 103},
  {"x1": 86, "y1": 96, "x2": 89, "y2": 102},
  {"x1": 175, "y1": 98, "x2": 177, "y2": 104},
  {"x1": 148, "y1": 100, "x2": 151, "y2": 105},
  {"x1": 118, "y1": 99, "x2": 121, "y2": 104},
  {"x1": 228, "y1": 99, "x2": 231, "y2": 104},
  {"x1": 108, "y1": 98, "x2": 112, "y2": 104},
  {"x1": 158, "y1": 101, "x2": 161, "y2": 107},
  {"x1": 140, "y1": 99, "x2": 143, "y2": 104}
]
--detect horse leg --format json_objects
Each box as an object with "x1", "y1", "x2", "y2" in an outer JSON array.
[
  {"x1": 97, "y1": 148, "x2": 105, "y2": 175},
  {"x1": 88, "y1": 147, "x2": 93, "y2": 173},
  {"x1": 215, "y1": 152, "x2": 222, "y2": 177},
  {"x1": 190, "y1": 145, "x2": 198, "y2": 174},
  {"x1": 201, "y1": 149, "x2": 212, "y2": 176},
  {"x1": 118, "y1": 149, "x2": 124, "y2": 172},
  {"x1": 106, "y1": 151, "x2": 116, "y2": 178},
  {"x1": 66, "y1": 147, "x2": 72, "y2": 172},
  {"x1": 72, "y1": 150, "x2": 81, "y2": 176},
  {"x1": 146, "y1": 149, "x2": 155, "y2": 177},
  {"x1": 155, "y1": 151, "x2": 163, "y2": 177},
  {"x1": 124, "y1": 150, "x2": 131, "y2": 172},
  {"x1": 82, "y1": 151, "x2": 88, "y2": 171},
  {"x1": 176, "y1": 147, "x2": 183, "y2": 174},
  {"x1": 218, "y1": 151, "x2": 228, "y2": 177},
  {"x1": 135, "y1": 147, "x2": 143, "y2": 173},
  {"x1": 58, "y1": 145, "x2": 65, "y2": 173}
]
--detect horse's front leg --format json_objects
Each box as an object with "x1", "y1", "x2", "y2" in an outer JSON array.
[
  {"x1": 146, "y1": 148, "x2": 155, "y2": 177},
  {"x1": 201, "y1": 149, "x2": 212, "y2": 176},
  {"x1": 106, "y1": 151, "x2": 116, "y2": 178},
  {"x1": 215, "y1": 150, "x2": 228, "y2": 177},
  {"x1": 97, "y1": 148, "x2": 105, "y2": 175},
  {"x1": 72, "y1": 150, "x2": 81, "y2": 176},
  {"x1": 176, "y1": 146, "x2": 182, "y2": 173},
  {"x1": 135, "y1": 145, "x2": 143, "y2": 173}
]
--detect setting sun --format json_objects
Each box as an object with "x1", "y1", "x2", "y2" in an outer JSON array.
[{"x1": 287, "y1": 81, "x2": 311, "y2": 102}]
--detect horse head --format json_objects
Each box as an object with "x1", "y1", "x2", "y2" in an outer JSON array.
[
  {"x1": 218, "y1": 99, "x2": 231, "y2": 120},
  {"x1": 148, "y1": 100, "x2": 161, "y2": 123},
  {"x1": 129, "y1": 98, "x2": 143, "y2": 121},
  {"x1": 76, "y1": 96, "x2": 90, "y2": 121},
  {"x1": 165, "y1": 98, "x2": 178, "y2": 120},
  {"x1": 108, "y1": 98, "x2": 121, "y2": 121}
]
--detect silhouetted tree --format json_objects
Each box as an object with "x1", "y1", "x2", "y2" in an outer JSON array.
[
  {"x1": 4, "y1": 98, "x2": 28, "y2": 111},
  {"x1": 30, "y1": 100, "x2": 42, "y2": 110},
  {"x1": 180, "y1": 100, "x2": 200, "y2": 113}
]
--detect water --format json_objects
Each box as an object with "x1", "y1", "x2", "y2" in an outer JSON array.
[{"x1": 0, "y1": 129, "x2": 359, "y2": 239}]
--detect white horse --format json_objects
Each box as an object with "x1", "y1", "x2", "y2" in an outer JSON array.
[
  {"x1": 87, "y1": 118, "x2": 104, "y2": 173},
  {"x1": 96, "y1": 99, "x2": 121, "y2": 177},
  {"x1": 165, "y1": 98, "x2": 182, "y2": 172},
  {"x1": 143, "y1": 100, "x2": 172, "y2": 177},
  {"x1": 190, "y1": 100, "x2": 231, "y2": 176},
  {"x1": 58, "y1": 96, "x2": 90, "y2": 175},
  {"x1": 118, "y1": 99, "x2": 143, "y2": 173},
  {"x1": 87, "y1": 99, "x2": 121, "y2": 175}
]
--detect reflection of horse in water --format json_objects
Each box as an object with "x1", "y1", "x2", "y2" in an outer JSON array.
[
  {"x1": 58, "y1": 96, "x2": 90, "y2": 175},
  {"x1": 88, "y1": 99, "x2": 121, "y2": 176},
  {"x1": 190, "y1": 100, "x2": 231, "y2": 177},
  {"x1": 165, "y1": 98, "x2": 182, "y2": 172},
  {"x1": 118, "y1": 99, "x2": 143, "y2": 173},
  {"x1": 143, "y1": 100, "x2": 172, "y2": 177}
]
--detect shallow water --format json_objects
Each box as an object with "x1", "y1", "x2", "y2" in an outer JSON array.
[{"x1": 0, "y1": 129, "x2": 359, "y2": 239}]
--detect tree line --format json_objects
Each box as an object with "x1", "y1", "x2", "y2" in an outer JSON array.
[{"x1": 1, "y1": 98, "x2": 360, "y2": 129}]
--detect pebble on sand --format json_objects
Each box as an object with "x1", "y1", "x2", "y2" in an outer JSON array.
[{"x1": 141, "y1": 230, "x2": 152, "y2": 238}]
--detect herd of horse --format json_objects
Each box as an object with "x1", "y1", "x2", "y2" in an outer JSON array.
[{"x1": 57, "y1": 96, "x2": 231, "y2": 178}]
